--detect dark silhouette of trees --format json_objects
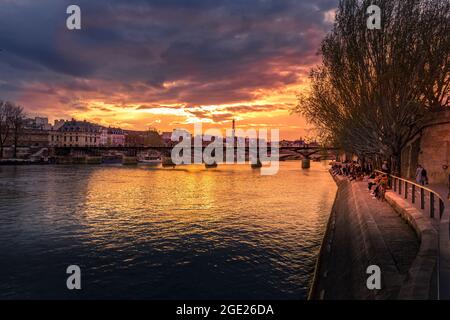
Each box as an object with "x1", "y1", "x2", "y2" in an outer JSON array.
[
  {"x1": 294, "y1": 0, "x2": 449, "y2": 173},
  {"x1": 10, "y1": 104, "x2": 25, "y2": 158},
  {"x1": 124, "y1": 129, "x2": 164, "y2": 147},
  {"x1": 0, "y1": 100, "x2": 13, "y2": 159},
  {"x1": 0, "y1": 100, "x2": 26, "y2": 159}
]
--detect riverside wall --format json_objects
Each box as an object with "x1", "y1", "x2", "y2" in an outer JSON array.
[
  {"x1": 309, "y1": 174, "x2": 438, "y2": 300},
  {"x1": 401, "y1": 109, "x2": 450, "y2": 185}
]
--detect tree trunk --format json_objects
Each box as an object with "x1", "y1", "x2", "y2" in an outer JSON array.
[
  {"x1": 13, "y1": 128, "x2": 18, "y2": 159},
  {"x1": 391, "y1": 152, "x2": 401, "y2": 177}
]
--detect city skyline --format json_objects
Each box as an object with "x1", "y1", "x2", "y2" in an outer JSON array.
[
  {"x1": 0, "y1": 0, "x2": 449, "y2": 305},
  {"x1": 21, "y1": 115, "x2": 318, "y2": 144},
  {"x1": 0, "y1": 0, "x2": 337, "y2": 140}
]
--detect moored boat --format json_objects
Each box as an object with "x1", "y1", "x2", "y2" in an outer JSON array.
[{"x1": 138, "y1": 154, "x2": 162, "y2": 165}]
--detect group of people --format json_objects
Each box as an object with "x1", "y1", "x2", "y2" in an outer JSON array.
[
  {"x1": 367, "y1": 172, "x2": 389, "y2": 201},
  {"x1": 331, "y1": 161, "x2": 375, "y2": 181},
  {"x1": 332, "y1": 161, "x2": 389, "y2": 200},
  {"x1": 331, "y1": 160, "x2": 429, "y2": 201}
]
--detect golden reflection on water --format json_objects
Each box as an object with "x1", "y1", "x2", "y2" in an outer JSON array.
[
  {"x1": 80, "y1": 162, "x2": 337, "y2": 249},
  {"x1": 0, "y1": 161, "x2": 337, "y2": 299}
]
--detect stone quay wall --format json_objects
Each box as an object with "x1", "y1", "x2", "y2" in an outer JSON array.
[
  {"x1": 402, "y1": 109, "x2": 450, "y2": 185},
  {"x1": 310, "y1": 174, "x2": 437, "y2": 300}
]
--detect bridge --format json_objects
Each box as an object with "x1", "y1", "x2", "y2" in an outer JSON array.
[
  {"x1": 50, "y1": 145, "x2": 339, "y2": 168},
  {"x1": 53, "y1": 145, "x2": 339, "y2": 162}
]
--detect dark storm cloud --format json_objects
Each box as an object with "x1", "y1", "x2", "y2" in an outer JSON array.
[{"x1": 0, "y1": 0, "x2": 337, "y2": 109}]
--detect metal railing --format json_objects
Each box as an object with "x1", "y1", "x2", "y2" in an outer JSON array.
[
  {"x1": 375, "y1": 170, "x2": 445, "y2": 219},
  {"x1": 374, "y1": 170, "x2": 449, "y2": 300}
]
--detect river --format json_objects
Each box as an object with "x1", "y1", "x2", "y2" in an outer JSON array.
[{"x1": 0, "y1": 161, "x2": 336, "y2": 299}]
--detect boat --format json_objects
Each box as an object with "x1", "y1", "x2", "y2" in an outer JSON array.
[
  {"x1": 103, "y1": 151, "x2": 123, "y2": 164},
  {"x1": 138, "y1": 154, "x2": 162, "y2": 165},
  {"x1": 103, "y1": 155, "x2": 123, "y2": 164}
]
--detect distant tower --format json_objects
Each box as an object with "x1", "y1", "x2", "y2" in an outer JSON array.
[{"x1": 231, "y1": 118, "x2": 236, "y2": 146}]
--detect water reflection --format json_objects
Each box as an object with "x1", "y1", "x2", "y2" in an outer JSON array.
[{"x1": 0, "y1": 161, "x2": 336, "y2": 299}]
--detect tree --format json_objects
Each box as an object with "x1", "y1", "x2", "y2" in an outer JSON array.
[
  {"x1": 0, "y1": 101, "x2": 26, "y2": 159},
  {"x1": 294, "y1": 0, "x2": 450, "y2": 174},
  {"x1": 10, "y1": 104, "x2": 25, "y2": 158},
  {"x1": 145, "y1": 129, "x2": 164, "y2": 147},
  {"x1": 0, "y1": 100, "x2": 13, "y2": 159}
]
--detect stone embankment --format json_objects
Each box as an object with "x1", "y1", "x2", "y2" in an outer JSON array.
[{"x1": 309, "y1": 174, "x2": 439, "y2": 300}]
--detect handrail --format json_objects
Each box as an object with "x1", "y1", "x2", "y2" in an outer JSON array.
[{"x1": 374, "y1": 170, "x2": 446, "y2": 219}]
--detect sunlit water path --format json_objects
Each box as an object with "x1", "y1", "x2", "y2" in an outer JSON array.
[{"x1": 0, "y1": 161, "x2": 336, "y2": 299}]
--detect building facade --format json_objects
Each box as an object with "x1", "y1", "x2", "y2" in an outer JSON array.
[
  {"x1": 401, "y1": 109, "x2": 450, "y2": 185},
  {"x1": 100, "y1": 127, "x2": 125, "y2": 147},
  {"x1": 49, "y1": 119, "x2": 101, "y2": 147}
]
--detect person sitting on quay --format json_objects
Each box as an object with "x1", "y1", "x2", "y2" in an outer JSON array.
[
  {"x1": 367, "y1": 171, "x2": 378, "y2": 191},
  {"x1": 368, "y1": 173, "x2": 387, "y2": 201}
]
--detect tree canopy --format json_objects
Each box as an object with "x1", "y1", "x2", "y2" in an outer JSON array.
[{"x1": 294, "y1": 0, "x2": 450, "y2": 171}]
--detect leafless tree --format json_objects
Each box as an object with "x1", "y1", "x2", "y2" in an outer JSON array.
[
  {"x1": 294, "y1": 0, "x2": 450, "y2": 173},
  {"x1": 0, "y1": 100, "x2": 13, "y2": 159},
  {"x1": 10, "y1": 104, "x2": 26, "y2": 158},
  {"x1": 0, "y1": 100, "x2": 26, "y2": 159}
]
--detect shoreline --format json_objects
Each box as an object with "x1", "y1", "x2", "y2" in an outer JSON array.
[
  {"x1": 310, "y1": 171, "x2": 440, "y2": 300},
  {"x1": 308, "y1": 172, "x2": 340, "y2": 300}
]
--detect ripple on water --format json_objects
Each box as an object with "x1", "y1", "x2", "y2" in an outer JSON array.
[{"x1": 0, "y1": 162, "x2": 336, "y2": 299}]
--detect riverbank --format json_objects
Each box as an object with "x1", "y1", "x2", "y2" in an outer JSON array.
[
  {"x1": 0, "y1": 156, "x2": 116, "y2": 165},
  {"x1": 309, "y1": 174, "x2": 435, "y2": 300},
  {"x1": 0, "y1": 159, "x2": 49, "y2": 165}
]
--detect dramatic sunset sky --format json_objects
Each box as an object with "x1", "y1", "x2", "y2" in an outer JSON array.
[{"x1": 0, "y1": 0, "x2": 337, "y2": 139}]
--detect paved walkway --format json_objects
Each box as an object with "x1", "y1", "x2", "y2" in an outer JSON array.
[
  {"x1": 353, "y1": 181, "x2": 419, "y2": 275},
  {"x1": 313, "y1": 177, "x2": 420, "y2": 299}
]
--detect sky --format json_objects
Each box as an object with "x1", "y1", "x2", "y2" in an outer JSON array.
[{"x1": 0, "y1": 0, "x2": 337, "y2": 140}]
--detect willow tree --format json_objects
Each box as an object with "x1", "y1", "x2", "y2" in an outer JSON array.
[{"x1": 294, "y1": 0, "x2": 450, "y2": 173}]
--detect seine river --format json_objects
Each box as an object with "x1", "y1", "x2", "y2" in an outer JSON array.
[{"x1": 0, "y1": 161, "x2": 336, "y2": 299}]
